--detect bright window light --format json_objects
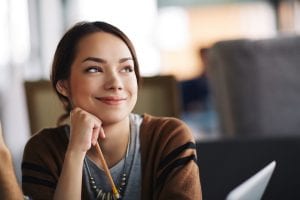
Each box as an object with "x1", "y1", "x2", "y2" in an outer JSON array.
[
  {"x1": 76, "y1": 0, "x2": 160, "y2": 76},
  {"x1": 0, "y1": 0, "x2": 30, "y2": 89},
  {"x1": 9, "y1": 0, "x2": 30, "y2": 64},
  {"x1": 0, "y1": 0, "x2": 9, "y2": 67},
  {"x1": 156, "y1": 7, "x2": 189, "y2": 50}
]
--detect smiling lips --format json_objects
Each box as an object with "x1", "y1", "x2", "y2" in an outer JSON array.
[{"x1": 96, "y1": 96, "x2": 127, "y2": 105}]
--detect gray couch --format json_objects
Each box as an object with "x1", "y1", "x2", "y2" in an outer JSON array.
[{"x1": 206, "y1": 36, "x2": 300, "y2": 136}]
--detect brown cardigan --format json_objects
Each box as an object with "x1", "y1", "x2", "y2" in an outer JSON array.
[{"x1": 22, "y1": 114, "x2": 202, "y2": 199}]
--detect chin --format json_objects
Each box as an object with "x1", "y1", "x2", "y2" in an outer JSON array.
[{"x1": 97, "y1": 111, "x2": 130, "y2": 126}]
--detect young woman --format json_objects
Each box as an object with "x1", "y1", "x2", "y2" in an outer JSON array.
[{"x1": 22, "y1": 21, "x2": 202, "y2": 200}]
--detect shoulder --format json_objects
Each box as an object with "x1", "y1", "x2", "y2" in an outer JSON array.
[
  {"x1": 140, "y1": 113, "x2": 194, "y2": 142},
  {"x1": 26, "y1": 125, "x2": 69, "y2": 146},
  {"x1": 140, "y1": 114, "x2": 196, "y2": 160},
  {"x1": 24, "y1": 125, "x2": 69, "y2": 157}
]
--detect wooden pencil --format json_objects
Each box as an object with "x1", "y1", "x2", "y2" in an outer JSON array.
[{"x1": 95, "y1": 143, "x2": 121, "y2": 199}]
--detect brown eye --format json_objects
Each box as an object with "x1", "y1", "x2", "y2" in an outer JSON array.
[
  {"x1": 121, "y1": 66, "x2": 133, "y2": 73},
  {"x1": 85, "y1": 66, "x2": 103, "y2": 73}
]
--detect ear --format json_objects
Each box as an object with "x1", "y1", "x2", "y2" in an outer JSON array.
[{"x1": 56, "y1": 80, "x2": 69, "y2": 97}]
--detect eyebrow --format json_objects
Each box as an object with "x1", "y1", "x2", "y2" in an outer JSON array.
[{"x1": 82, "y1": 57, "x2": 133, "y2": 63}]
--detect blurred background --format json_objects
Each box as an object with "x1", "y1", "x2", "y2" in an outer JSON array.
[{"x1": 1, "y1": 0, "x2": 300, "y2": 183}]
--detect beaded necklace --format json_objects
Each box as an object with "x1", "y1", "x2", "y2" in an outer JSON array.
[{"x1": 84, "y1": 133, "x2": 130, "y2": 200}]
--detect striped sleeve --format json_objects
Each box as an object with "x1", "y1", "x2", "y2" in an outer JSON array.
[
  {"x1": 21, "y1": 128, "x2": 67, "y2": 200},
  {"x1": 140, "y1": 114, "x2": 202, "y2": 200},
  {"x1": 156, "y1": 141, "x2": 197, "y2": 188},
  {"x1": 22, "y1": 162, "x2": 57, "y2": 189}
]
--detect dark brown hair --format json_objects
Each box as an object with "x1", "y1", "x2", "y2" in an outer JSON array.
[{"x1": 50, "y1": 21, "x2": 141, "y2": 124}]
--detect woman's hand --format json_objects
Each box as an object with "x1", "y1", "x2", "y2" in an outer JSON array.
[
  {"x1": 54, "y1": 107, "x2": 106, "y2": 200},
  {"x1": 0, "y1": 122, "x2": 10, "y2": 155},
  {"x1": 68, "y1": 107, "x2": 105, "y2": 154}
]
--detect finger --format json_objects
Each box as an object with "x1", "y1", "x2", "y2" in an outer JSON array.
[
  {"x1": 91, "y1": 126, "x2": 100, "y2": 146},
  {"x1": 99, "y1": 127, "x2": 106, "y2": 139},
  {"x1": 0, "y1": 121, "x2": 6, "y2": 146},
  {"x1": 70, "y1": 107, "x2": 80, "y2": 118},
  {"x1": 0, "y1": 121, "x2": 2, "y2": 136},
  {"x1": 0, "y1": 121, "x2": 3, "y2": 142}
]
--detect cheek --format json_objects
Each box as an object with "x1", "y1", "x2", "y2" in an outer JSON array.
[
  {"x1": 124, "y1": 77, "x2": 138, "y2": 103},
  {"x1": 128, "y1": 77, "x2": 138, "y2": 96},
  {"x1": 131, "y1": 82, "x2": 138, "y2": 106},
  {"x1": 69, "y1": 75, "x2": 95, "y2": 99}
]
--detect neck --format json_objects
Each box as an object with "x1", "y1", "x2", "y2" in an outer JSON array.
[{"x1": 88, "y1": 116, "x2": 131, "y2": 168}]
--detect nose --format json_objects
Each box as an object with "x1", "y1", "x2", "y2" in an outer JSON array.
[{"x1": 104, "y1": 71, "x2": 123, "y2": 91}]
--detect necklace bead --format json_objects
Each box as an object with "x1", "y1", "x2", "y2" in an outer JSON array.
[
  {"x1": 85, "y1": 158, "x2": 127, "y2": 200},
  {"x1": 84, "y1": 132, "x2": 130, "y2": 200}
]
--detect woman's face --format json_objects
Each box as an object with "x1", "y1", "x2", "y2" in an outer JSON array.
[{"x1": 65, "y1": 32, "x2": 138, "y2": 125}]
